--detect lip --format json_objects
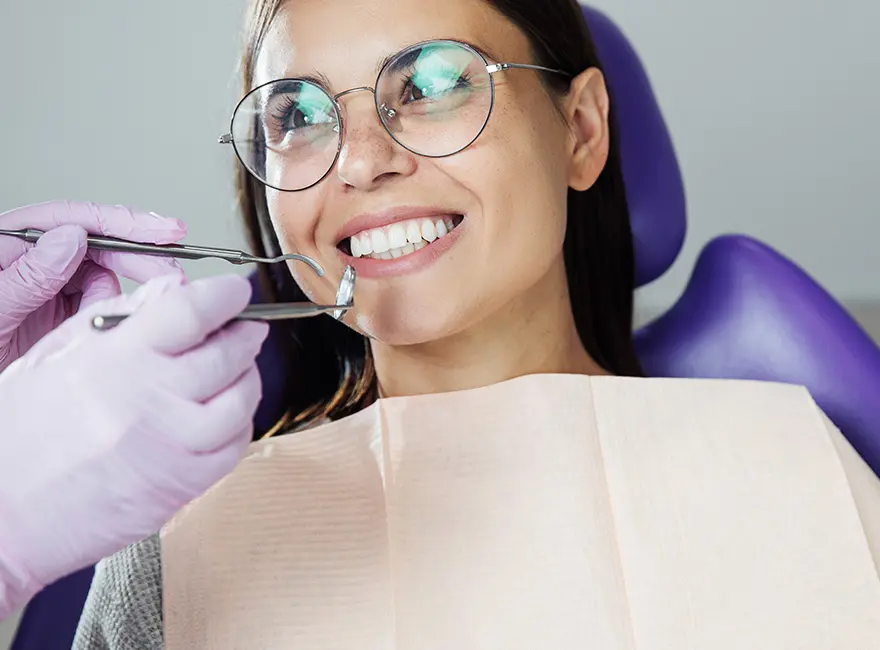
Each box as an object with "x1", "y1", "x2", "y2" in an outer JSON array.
[
  {"x1": 334, "y1": 206, "x2": 464, "y2": 245},
  {"x1": 336, "y1": 216, "x2": 466, "y2": 279}
]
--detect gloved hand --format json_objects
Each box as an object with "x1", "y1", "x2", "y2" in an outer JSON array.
[
  {"x1": 0, "y1": 273, "x2": 270, "y2": 618},
  {"x1": 0, "y1": 200, "x2": 186, "y2": 374}
]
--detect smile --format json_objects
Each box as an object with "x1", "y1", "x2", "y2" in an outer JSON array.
[
  {"x1": 341, "y1": 215, "x2": 465, "y2": 260},
  {"x1": 334, "y1": 208, "x2": 467, "y2": 279}
]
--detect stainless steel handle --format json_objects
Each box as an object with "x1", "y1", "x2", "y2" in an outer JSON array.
[
  {"x1": 90, "y1": 303, "x2": 349, "y2": 331},
  {"x1": 0, "y1": 228, "x2": 329, "y2": 268},
  {"x1": 0, "y1": 228, "x2": 250, "y2": 263},
  {"x1": 82, "y1": 235, "x2": 248, "y2": 263}
]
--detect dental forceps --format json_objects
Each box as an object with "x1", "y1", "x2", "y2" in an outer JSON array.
[
  {"x1": 0, "y1": 228, "x2": 324, "y2": 275},
  {"x1": 90, "y1": 265, "x2": 357, "y2": 331}
]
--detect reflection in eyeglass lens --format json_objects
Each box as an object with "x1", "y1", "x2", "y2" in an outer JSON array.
[
  {"x1": 260, "y1": 81, "x2": 339, "y2": 152},
  {"x1": 379, "y1": 42, "x2": 490, "y2": 120}
]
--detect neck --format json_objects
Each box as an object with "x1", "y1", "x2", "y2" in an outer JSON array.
[{"x1": 370, "y1": 259, "x2": 608, "y2": 398}]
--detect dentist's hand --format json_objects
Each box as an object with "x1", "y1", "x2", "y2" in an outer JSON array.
[
  {"x1": 0, "y1": 201, "x2": 186, "y2": 373},
  {"x1": 0, "y1": 274, "x2": 269, "y2": 619}
]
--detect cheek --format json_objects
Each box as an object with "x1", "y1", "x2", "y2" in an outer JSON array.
[
  {"x1": 265, "y1": 191, "x2": 316, "y2": 255},
  {"x1": 266, "y1": 190, "x2": 338, "y2": 304},
  {"x1": 452, "y1": 101, "x2": 569, "y2": 308},
  {"x1": 290, "y1": 266, "x2": 319, "y2": 302},
  {"x1": 507, "y1": 109, "x2": 568, "y2": 247},
  {"x1": 460, "y1": 99, "x2": 570, "y2": 256}
]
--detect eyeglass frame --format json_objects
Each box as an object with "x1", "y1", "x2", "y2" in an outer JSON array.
[{"x1": 219, "y1": 38, "x2": 571, "y2": 193}]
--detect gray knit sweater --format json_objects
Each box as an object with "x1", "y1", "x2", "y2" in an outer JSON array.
[{"x1": 72, "y1": 534, "x2": 164, "y2": 649}]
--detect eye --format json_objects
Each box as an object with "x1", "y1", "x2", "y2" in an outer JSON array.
[
  {"x1": 401, "y1": 76, "x2": 428, "y2": 103},
  {"x1": 399, "y1": 69, "x2": 472, "y2": 105},
  {"x1": 289, "y1": 106, "x2": 311, "y2": 129},
  {"x1": 271, "y1": 96, "x2": 322, "y2": 129},
  {"x1": 262, "y1": 91, "x2": 336, "y2": 148}
]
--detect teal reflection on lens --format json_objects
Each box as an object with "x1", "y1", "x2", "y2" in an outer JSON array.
[
  {"x1": 295, "y1": 83, "x2": 336, "y2": 127},
  {"x1": 410, "y1": 45, "x2": 469, "y2": 98}
]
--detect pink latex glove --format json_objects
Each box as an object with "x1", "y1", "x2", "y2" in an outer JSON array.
[
  {"x1": 0, "y1": 273, "x2": 270, "y2": 619},
  {"x1": 0, "y1": 200, "x2": 187, "y2": 373}
]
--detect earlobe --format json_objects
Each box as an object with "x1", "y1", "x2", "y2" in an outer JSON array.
[{"x1": 565, "y1": 68, "x2": 611, "y2": 192}]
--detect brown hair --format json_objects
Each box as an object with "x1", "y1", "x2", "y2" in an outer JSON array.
[{"x1": 237, "y1": 0, "x2": 644, "y2": 435}]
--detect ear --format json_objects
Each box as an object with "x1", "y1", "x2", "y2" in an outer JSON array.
[{"x1": 564, "y1": 68, "x2": 611, "y2": 192}]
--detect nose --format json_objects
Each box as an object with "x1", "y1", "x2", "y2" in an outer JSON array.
[{"x1": 335, "y1": 89, "x2": 416, "y2": 190}]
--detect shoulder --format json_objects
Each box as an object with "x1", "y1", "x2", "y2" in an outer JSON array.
[{"x1": 73, "y1": 534, "x2": 164, "y2": 650}]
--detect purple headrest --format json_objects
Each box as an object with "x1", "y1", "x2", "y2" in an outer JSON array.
[
  {"x1": 582, "y1": 5, "x2": 687, "y2": 287},
  {"x1": 635, "y1": 235, "x2": 880, "y2": 473}
]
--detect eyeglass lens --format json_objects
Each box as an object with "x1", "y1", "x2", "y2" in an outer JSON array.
[{"x1": 230, "y1": 41, "x2": 494, "y2": 191}]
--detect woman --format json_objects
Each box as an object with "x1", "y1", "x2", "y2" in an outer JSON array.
[{"x1": 73, "y1": 0, "x2": 880, "y2": 647}]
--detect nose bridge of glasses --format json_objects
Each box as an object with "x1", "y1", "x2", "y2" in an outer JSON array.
[
  {"x1": 333, "y1": 85, "x2": 397, "y2": 130},
  {"x1": 333, "y1": 85, "x2": 376, "y2": 102}
]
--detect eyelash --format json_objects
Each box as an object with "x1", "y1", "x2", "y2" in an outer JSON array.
[{"x1": 269, "y1": 94, "x2": 299, "y2": 129}]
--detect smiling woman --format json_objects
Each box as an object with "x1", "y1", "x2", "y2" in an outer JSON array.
[
  {"x1": 233, "y1": 0, "x2": 642, "y2": 413},
  {"x1": 70, "y1": 0, "x2": 880, "y2": 647}
]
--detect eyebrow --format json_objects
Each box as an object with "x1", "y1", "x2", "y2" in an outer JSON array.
[{"x1": 296, "y1": 71, "x2": 335, "y2": 92}]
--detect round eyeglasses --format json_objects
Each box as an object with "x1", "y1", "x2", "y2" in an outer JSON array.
[{"x1": 219, "y1": 39, "x2": 569, "y2": 192}]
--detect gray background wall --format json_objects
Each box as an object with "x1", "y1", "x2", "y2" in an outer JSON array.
[{"x1": 1, "y1": 0, "x2": 878, "y2": 644}]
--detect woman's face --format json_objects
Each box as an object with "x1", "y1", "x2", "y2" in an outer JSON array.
[{"x1": 254, "y1": 0, "x2": 603, "y2": 345}]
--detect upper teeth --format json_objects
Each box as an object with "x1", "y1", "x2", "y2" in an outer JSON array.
[{"x1": 349, "y1": 217, "x2": 457, "y2": 259}]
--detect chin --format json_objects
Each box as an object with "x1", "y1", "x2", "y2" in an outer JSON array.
[{"x1": 349, "y1": 300, "x2": 472, "y2": 347}]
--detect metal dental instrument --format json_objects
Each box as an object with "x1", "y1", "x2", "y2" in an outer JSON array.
[
  {"x1": 89, "y1": 265, "x2": 356, "y2": 331},
  {"x1": 0, "y1": 228, "x2": 324, "y2": 276},
  {"x1": 333, "y1": 265, "x2": 356, "y2": 321}
]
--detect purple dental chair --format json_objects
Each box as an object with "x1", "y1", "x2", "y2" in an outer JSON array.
[{"x1": 10, "y1": 5, "x2": 879, "y2": 649}]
